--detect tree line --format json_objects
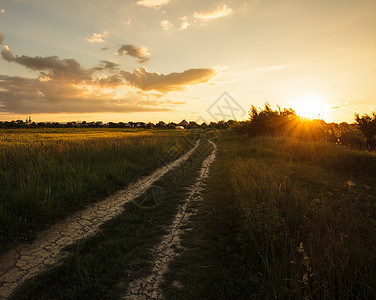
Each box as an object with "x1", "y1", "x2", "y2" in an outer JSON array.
[{"x1": 231, "y1": 103, "x2": 376, "y2": 150}]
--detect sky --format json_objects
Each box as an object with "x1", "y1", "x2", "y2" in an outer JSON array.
[{"x1": 0, "y1": 0, "x2": 375, "y2": 123}]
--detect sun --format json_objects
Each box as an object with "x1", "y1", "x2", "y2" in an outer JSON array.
[{"x1": 292, "y1": 94, "x2": 329, "y2": 120}]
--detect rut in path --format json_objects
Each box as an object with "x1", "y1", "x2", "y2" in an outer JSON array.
[
  {"x1": 124, "y1": 140, "x2": 217, "y2": 300},
  {"x1": 0, "y1": 140, "x2": 200, "y2": 300}
]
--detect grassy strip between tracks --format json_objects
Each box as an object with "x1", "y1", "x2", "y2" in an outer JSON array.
[{"x1": 10, "y1": 136, "x2": 214, "y2": 299}]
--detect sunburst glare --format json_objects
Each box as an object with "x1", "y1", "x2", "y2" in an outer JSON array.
[{"x1": 292, "y1": 94, "x2": 331, "y2": 120}]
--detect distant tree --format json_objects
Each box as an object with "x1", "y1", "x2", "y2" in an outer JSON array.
[
  {"x1": 200, "y1": 122, "x2": 208, "y2": 129},
  {"x1": 208, "y1": 122, "x2": 217, "y2": 128},
  {"x1": 355, "y1": 112, "x2": 376, "y2": 150},
  {"x1": 156, "y1": 121, "x2": 166, "y2": 128},
  {"x1": 248, "y1": 102, "x2": 297, "y2": 137}
]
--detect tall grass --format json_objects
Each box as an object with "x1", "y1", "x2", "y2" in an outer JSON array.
[
  {"x1": 0, "y1": 129, "x2": 196, "y2": 252},
  {"x1": 241, "y1": 136, "x2": 376, "y2": 176},
  {"x1": 209, "y1": 134, "x2": 376, "y2": 298}
]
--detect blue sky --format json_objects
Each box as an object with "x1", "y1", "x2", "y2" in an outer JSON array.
[{"x1": 1, "y1": 0, "x2": 376, "y2": 123}]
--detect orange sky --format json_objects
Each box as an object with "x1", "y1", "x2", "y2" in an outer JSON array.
[{"x1": 0, "y1": 0, "x2": 376, "y2": 123}]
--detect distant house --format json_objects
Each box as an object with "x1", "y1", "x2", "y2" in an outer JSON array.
[
  {"x1": 175, "y1": 126, "x2": 185, "y2": 130},
  {"x1": 136, "y1": 122, "x2": 146, "y2": 128},
  {"x1": 179, "y1": 119, "x2": 189, "y2": 127}
]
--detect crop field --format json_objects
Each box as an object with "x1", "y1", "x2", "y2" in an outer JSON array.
[{"x1": 0, "y1": 128, "x2": 197, "y2": 253}]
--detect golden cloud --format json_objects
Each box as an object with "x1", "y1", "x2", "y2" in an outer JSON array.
[
  {"x1": 137, "y1": 0, "x2": 170, "y2": 9},
  {"x1": 120, "y1": 67, "x2": 217, "y2": 93},
  {"x1": 117, "y1": 45, "x2": 151, "y2": 63},
  {"x1": 86, "y1": 31, "x2": 108, "y2": 43},
  {"x1": 194, "y1": 4, "x2": 233, "y2": 21}
]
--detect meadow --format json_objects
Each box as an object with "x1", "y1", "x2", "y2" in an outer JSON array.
[
  {"x1": 0, "y1": 128, "x2": 197, "y2": 253},
  {"x1": 9, "y1": 135, "x2": 215, "y2": 300},
  {"x1": 197, "y1": 133, "x2": 376, "y2": 299},
  {"x1": 2, "y1": 126, "x2": 376, "y2": 299}
]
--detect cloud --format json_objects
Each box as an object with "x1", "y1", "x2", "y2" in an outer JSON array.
[
  {"x1": 0, "y1": 75, "x2": 172, "y2": 114},
  {"x1": 94, "y1": 60, "x2": 120, "y2": 71},
  {"x1": 330, "y1": 102, "x2": 356, "y2": 111},
  {"x1": 1, "y1": 45, "x2": 93, "y2": 82},
  {"x1": 1, "y1": 45, "x2": 14, "y2": 61},
  {"x1": 0, "y1": 32, "x2": 4, "y2": 44},
  {"x1": 92, "y1": 74, "x2": 124, "y2": 87},
  {"x1": 117, "y1": 44, "x2": 151, "y2": 63},
  {"x1": 120, "y1": 67, "x2": 217, "y2": 92},
  {"x1": 0, "y1": 46, "x2": 215, "y2": 114},
  {"x1": 137, "y1": 0, "x2": 170, "y2": 9},
  {"x1": 161, "y1": 19, "x2": 173, "y2": 30},
  {"x1": 193, "y1": 3, "x2": 233, "y2": 21},
  {"x1": 86, "y1": 31, "x2": 108, "y2": 43},
  {"x1": 179, "y1": 16, "x2": 191, "y2": 30}
]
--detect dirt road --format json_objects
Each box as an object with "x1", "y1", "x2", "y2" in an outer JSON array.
[
  {"x1": 124, "y1": 140, "x2": 217, "y2": 299},
  {"x1": 0, "y1": 141, "x2": 200, "y2": 299}
]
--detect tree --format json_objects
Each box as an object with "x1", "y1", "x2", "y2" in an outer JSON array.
[
  {"x1": 247, "y1": 102, "x2": 297, "y2": 137},
  {"x1": 355, "y1": 112, "x2": 376, "y2": 150}
]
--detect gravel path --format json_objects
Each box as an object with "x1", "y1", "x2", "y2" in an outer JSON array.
[
  {"x1": 124, "y1": 140, "x2": 217, "y2": 300},
  {"x1": 0, "y1": 140, "x2": 200, "y2": 299}
]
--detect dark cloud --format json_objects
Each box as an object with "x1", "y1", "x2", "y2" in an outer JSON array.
[
  {"x1": 120, "y1": 67, "x2": 217, "y2": 92},
  {"x1": 94, "y1": 60, "x2": 120, "y2": 71},
  {"x1": 1, "y1": 46, "x2": 93, "y2": 82},
  {"x1": 118, "y1": 45, "x2": 151, "y2": 63},
  {"x1": 0, "y1": 32, "x2": 4, "y2": 44},
  {"x1": 1, "y1": 46, "x2": 121, "y2": 81}
]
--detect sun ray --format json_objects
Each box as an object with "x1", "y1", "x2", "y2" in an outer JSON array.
[{"x1": 292, "y1": 94, "x2": 330, "y2": 120}]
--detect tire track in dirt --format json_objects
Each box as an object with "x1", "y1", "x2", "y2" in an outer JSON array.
[
  {"x1": 0, "y1": 140, "x2": 200, "y2": 300},
  {"x1": 124, "y1": 140, "x2": 217, "y2": 300}
]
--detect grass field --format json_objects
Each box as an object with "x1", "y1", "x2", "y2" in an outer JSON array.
[
  {"x1": 0, "y1": 128, "x2": 197, "y2": 253},
  {"x1": 3, "y1": 129, "x2": 376, "y2": 299},
  {"x1": 9, "y1": 136, "x2": 215, "y2": 299},
  {"x1": 170, "y1": 133, "x2": 376, "y2": 299}
]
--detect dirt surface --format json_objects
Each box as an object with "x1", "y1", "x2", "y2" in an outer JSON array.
[
  {"x1": 124, "y1": 140, "x2": 217, "y2": 300},
  {"x1": 0, "y1": 141, "x2": 200, "y2": 300}
]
